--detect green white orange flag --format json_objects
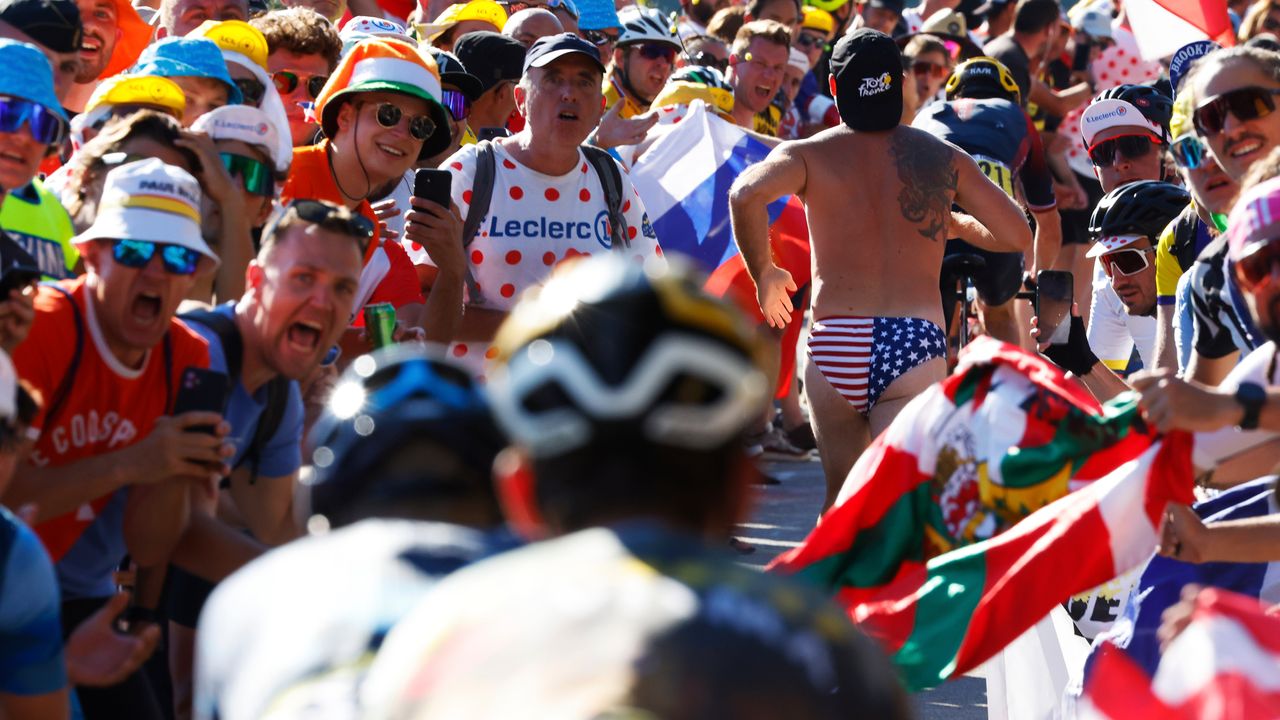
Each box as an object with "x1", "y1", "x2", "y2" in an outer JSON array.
[{"x1": 768, "y1": 339, "x2": 1196, "y2": 690}]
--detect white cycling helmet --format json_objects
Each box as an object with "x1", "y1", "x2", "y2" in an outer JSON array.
[{"x1": 617, "y1": 6, "x2": 680, "y2": 48}]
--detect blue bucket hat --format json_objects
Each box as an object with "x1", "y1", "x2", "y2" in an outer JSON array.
[
  {"x1": 130, "y1": 36, "x2": 243, "y2": 105},
  {"x1": 0, "y1": 38, "x2": 67, "y2": 125},
  {"x1": 575, "y1": 0, "x2": 620, "y2": 31}
]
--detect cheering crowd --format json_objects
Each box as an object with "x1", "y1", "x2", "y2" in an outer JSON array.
[{"x1": 0, "y1": 0, "x2": 1276, "y2": 715}]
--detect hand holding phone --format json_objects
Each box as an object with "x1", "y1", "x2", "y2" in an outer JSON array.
[
  {"x1": 414, "y1": 168, "x2": 452, "y2": 208},
  {"x1": 1035, "y1": 270, "x2": 1074, "y2": 346},
  {"x1": 173, "y1": 367, "x2": 230, "y2": 435},
  {"x1": 0, "y1": 265, "x2": 40, "y2": 298}
]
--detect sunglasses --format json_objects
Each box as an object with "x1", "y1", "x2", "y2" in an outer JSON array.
[
  {"x1": 112, "y1": 239, "x2": 202, "y2": 275},
  {"x1": 912, "y1": 60, "x2": 949, "y2": 79},
  {"x1": 1088, "y1": 133, "x2": 1159, "y2": 166},
  {"x1": 220, "y1": 152, "x2": 274, "y2": 197},
  {"x1": 1193, "y1": 86, "x2": 1280, "y2": 136},
  {"x1": 272, "y1": 71, "x2": 328, "y2": 99},
  {"x1": 439, "y1": 88, "x2": 471, "y2": 121},
  {"x1": 266, "y1": 199, "x2": 375, "y2": 254},
  {"x1": 582, "y1": 28, "x2": 618, "y2": 47},
  {"x1": 1171, "y1": 135, "x2": 1210, "y2": 170},
  {"x1": 235, "y1": 77, "x2": 266, "y2": 107},
  {"x1": 366, "y1": 102, "x2": 435, "y2": 142},
  {"x1": 0, "y1": 95, "x2": 67, "y2": 146},
  {"x1": 1099, "y1": 246, "x2": 1155, "y2": 277},
  {"x1": 1234, "y1": 237, "x2": 1280, "y2": 291},
  {"x1": 682, "y1": 51, "x2": 727, "y2": 71},
  {"x1": 795, "y1": 32, "x2": 828, "y2": 51},
  {"x1": 632, "y1": 42, "x2": 676, "y2": 62}
]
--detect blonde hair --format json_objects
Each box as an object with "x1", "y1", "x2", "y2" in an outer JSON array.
[{"x1": 730, "y1": 19, "x2": 792, "y2": 58}]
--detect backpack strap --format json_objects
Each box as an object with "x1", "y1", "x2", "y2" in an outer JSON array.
[
  {"x1": 581, "y1": 145, "x2": 630, "y2": 251},
  {"x1": 179, "y1": 308, "x2": 242, "y2": 379},
  {"x1": 39, "y1": 283, "x2": 83, "y2": 432},
  {"x1": 460, "y1": 140, "x2": 497, "y2": 305}
]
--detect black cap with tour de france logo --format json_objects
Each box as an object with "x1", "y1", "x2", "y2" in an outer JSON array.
[{"x1": 829, "y1": 28, "x2": 903, "y2": 132}]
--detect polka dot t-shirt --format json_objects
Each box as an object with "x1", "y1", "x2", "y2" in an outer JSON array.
[{"x1": 428, "y1": 141, "x2": 662, "y2": 373}]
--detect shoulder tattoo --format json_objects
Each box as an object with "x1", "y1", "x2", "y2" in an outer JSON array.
[{"x1": 889, "y1": 132, "x2": 957, "y2": 242}]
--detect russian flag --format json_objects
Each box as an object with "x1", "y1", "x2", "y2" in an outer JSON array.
[
  {"x1": 1125, "y1": 0, "x2": 1235, "y2": 61},
  {"x1": 630, "y1": 101, "x2": 794, "y2": 271}
]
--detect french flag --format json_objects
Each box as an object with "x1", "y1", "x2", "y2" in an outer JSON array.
[
  {"x1": 1125, "y1": 0, "x2": 1236, "y2": 61},
  {"x1": 629, "y1": 101, "x2": 793, "y2": 271}
]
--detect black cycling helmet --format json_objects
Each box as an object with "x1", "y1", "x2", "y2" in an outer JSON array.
[
  {"x1": 1089, "y1": 180, "x2": 1190, "y2": 240},
  {"x1": 305, "y1": 345, "x2": 506, "y2": 529},
  {"x1": 1095, "y1": 84, "x2": 1174, "y2": 143},
  {"x1": 945, "y1": 56, "x2": 1021, "y2": 105},
  {"x1": 487, "y1": 256, "x2": 769, "y2": 460}
]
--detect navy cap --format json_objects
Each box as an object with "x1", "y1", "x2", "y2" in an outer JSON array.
[
  {"x1": 0, "y1": 0, "x2": 81, "y2": 54},
  {"x1": 1168, "y1": 40, "x2": 1220, "y2": 96},
  {"x1": 522, "y1": 32, "x2": 605, "y2": 75}
]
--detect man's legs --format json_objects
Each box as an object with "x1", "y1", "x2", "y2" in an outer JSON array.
[
  {"x1": 804, "y1": 360, "x2": 871, "y2": 515},
  {"x1": 868, "y1": 356, "x2": 946, "y2": 438}
]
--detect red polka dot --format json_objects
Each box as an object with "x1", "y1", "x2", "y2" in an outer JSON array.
[
  {"x1": 471, "y1": 250, "x2": 484, "y2": 264},
  {"x1": 622, "y1": 200, "x2": 631, "y2": 213},
  {"x1": 1130, "y1": 56, "x2": 1138, "y2": 65},
  {"x1": 627, "y1": 226, "x2": 637, "y2": 240},
  {"x1": 542, "y1": 251, "x2": 556, "y2": 265},
  {"x1": 462, "y1": 190, "x2": 473, "y2": 204},
  {"x1": 453, "y1": 343, "x2": 468, "y2": 357},
  {"x1": 510, "y1": 185, "x2": 524, "y2": 200},
  {"x1": 581, "y1": 163, "x2": 588, "y2": 173},
  {"x1": 410, "y1": 241, "x2": 423, "y2": 251},
  {"x1": 503, "y1": 159, "x2": 516, "y2": 169},
  {"x1": 451, "y1": 162, "x2": 463, "y2": 170},
  {"x1": 545, "y1": 188, "x2": 560, "y2": 201},
  {"x1": 484, "y1": 346, "x2": 499, "y2": 359},
  {"x1": 1108, "y1": 60, "x2": 1116, "y2": 68},
  {"x1": 500, "y1": 283, "x2": 515, "y2": 297},
  {"x1": 579, "y1": 189, "x2": 591, "y2": 202},
  {"x1": 672, "y1": 116, "x2": 682, "y2": 124},
  {"x1": 505, "y1": 250, "x2": 522, "y2": 264},
  {"x1": 663, "y1": 106, "x2": 674, "y2": 113},
  {"x1": 655, "y1": 246, "x2": 663, "y2": 256}
]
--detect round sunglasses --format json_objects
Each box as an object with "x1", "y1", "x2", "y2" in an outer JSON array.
[
  {"x1": 365, "y1": 102, "x2": 435, "y2": 142},
  {"x1": 272, "y1": 70, "x2": 329, "y2": 99}
]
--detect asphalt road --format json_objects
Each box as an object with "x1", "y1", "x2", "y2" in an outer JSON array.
[{"x1": 739, "y1": 456, "x2": 988, "y2": 720}]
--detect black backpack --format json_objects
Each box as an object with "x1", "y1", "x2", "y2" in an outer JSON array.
[
  {"x1": 179, "y1": 308, "x2": 289, "y2": 485},
  {"x1": 459, "y1": 142, "x2": 631, "y2": 304}
]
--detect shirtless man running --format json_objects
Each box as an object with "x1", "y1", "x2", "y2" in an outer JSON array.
[{"x1": 730, "y1": 29, "x2": 1031, "y2": 513}]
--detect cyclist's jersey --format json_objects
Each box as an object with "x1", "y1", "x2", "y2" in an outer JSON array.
[
  {"x1": 0, "y1": 506, "x2": 65, "y2": 697},
  {"x1": 1155, "y1": 203, "x2": 1214, "y2": 307},
  {"x1": 912, "y1": 97, "x2": 1056, "y2": 211},
  {"x1": 754, "y1": 102, "x2": 783, "y2": 137},
  {"x1": 0, "y1": 179, "x2": 77, "y2": 279},
  {"x1": 603, "y1": 73, "x2": 648, "y2": 119},
  {"x1": 195, "y1": 519, "x2": 517, "y2": 720},
  {"x1": 1190, "y1": 236, "x2": 1262, "y2": 360}
]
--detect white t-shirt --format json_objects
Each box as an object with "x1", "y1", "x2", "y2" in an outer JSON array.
[
  {"x1": 1087, "y1": 260, "x2": 1157, "y2": 372},
  {"x1": 434, "y1": 142, "x2": 663, "y2": 375}
]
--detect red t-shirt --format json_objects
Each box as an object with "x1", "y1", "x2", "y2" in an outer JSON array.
[
  {"x1": 13, "y1": 278, "x2": 210, "y2": 561},
  {"x1": 282, "y1": 142, "x2": 425, "y2": 313}
]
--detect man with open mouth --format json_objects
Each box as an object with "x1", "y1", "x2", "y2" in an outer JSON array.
[{"x1": 725, "y1": 19, "x2": 790, "y2": 136}]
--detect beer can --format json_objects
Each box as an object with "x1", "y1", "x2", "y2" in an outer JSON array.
[{"x1": 363, "y1": 302, "x2": 397, "y2": 349}]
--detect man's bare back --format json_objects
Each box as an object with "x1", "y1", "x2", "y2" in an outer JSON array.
[{"x1": 795, "y1": 124, "x2": 964, "y2": 329}]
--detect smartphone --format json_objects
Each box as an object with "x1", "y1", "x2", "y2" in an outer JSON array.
[
  {"x1": 1072, "y1": 42, "x2": 1093, "y2": 72},
  {"x1": 0, "y1": 265, "x2": 41, "y2": 297},
  {"x1": 172, "y1": 366, "x2": 230, "y2": 434},
  {"x1": 1035, "y1": 270, "x2": 1074, "y2": 346},
  {"x1": 414, "y1": 168, "x2": 453, "y2": 208},
  {"x1": 477, "y1": 127, "x2": 510, "y2": 142}
]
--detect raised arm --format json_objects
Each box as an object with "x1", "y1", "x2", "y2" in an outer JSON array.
[{"x1": 729, "y1": 142, "x2": 808, "y2": 328}]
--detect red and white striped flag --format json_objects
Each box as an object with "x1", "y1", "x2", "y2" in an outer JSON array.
[
  {"x1": 1125, "y1": 0, "x2": 1235, "y2": 61},
  {"x1": 1080, "y1": 588, "x2": 1280, "y2": 719}
]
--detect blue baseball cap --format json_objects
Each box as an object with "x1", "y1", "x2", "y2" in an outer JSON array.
[
  {"x1": 130, "y1": 36, "x2": 243, "y2": 105},
  {"x1": 574, "y1": 0, "x2": 620, "y2": 31},
  {"x1": 0, "y1": 38, "x2": 67, "y2": 125},
  {"x1": 1168, "y1": 40, "x2": 1220, "y2": 96},
  {"x1": 523, "y1": 32, "x2": 605, "y2": 75}
]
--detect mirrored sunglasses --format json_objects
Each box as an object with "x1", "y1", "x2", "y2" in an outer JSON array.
[{"x1": 112, "y1": 239, "x2": 202, "y2": 275}]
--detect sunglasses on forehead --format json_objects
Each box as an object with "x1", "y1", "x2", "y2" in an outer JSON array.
[
  {"x1": 1193, "y1": 86, "x2": 1280, "y2": 136},
  {"x1": 582, "y1": 28, "x2": 618, "y2": 47},
  {"x1": 1088, "y1": 133, "x2": 1160, "y2": 167},
  {"x1": 264, "y1": 199, "x2": 375, "y2": 254}
]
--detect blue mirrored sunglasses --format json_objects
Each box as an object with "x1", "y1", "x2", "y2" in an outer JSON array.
[
  {"x1": 0, "y1": 95, "x2": 67, "y2": 146},
  {"x1": 1172, "y1": 135, "x2": 1209, "y2": 170},
  {"x1": 112, "y1": 239, "x2": 202, "y2": 275}
]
